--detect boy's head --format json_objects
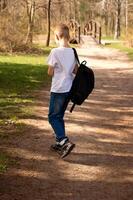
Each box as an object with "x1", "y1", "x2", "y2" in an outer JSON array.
[{"x1": 55, "y1": 23, "x2": 70, "y2": 42}]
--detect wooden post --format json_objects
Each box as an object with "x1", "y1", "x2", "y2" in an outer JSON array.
[
  {"x1": 78, "y1": 26, "x2": 80, "y2": 43},
  {"x1": 90, "y1": 21, "x2": 93, "y2": 35},
  {"x1": 84, "y1": 26, "x2": 86, "y2": 35},
  {"x1": 74, "y1": 22, "x2": 76, "y2": 38},
  {"x1": 88, "y1": 23, "x2": 90, "y2": 35},
  {"x1": 99, "y1": 26, "x2": 102, "y2": 44},
  {"x1": 94, "y1": 22, "x2": 97, "y2": 38}
]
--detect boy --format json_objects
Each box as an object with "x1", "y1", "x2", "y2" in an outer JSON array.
[{"x1": 47, "y1": 23, "x2": 78, "y2": 158}]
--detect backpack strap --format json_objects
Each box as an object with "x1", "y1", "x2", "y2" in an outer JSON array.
[
  {"x1": 70, "y1": 48, "x2": 80, "y2": 113},
  {"x1": 72, "y1": 48, "x2": 80, "y2": 65},
  {"x1": 70, "y1": 103, "x2": 75, "y2": 113}
]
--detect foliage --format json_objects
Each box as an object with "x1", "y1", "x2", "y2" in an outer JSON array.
[
  {"x1": 125, "y1": 28, "x2": 133, "y2": 47},
  {"x1": 0, "y1": 0, "x2": 132, "y2": 50},
  {"x1": 0, "y1": 0, "x2": 27, "y2": 51}
]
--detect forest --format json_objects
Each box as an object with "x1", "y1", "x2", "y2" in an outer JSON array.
[{"x1": 0, "y1": 0, "x2": 133, "y2": 52}]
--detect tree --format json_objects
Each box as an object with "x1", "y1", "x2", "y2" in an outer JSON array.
[
  {"x1": 0, "y1": 0, "x2": 7, "y2": 11},
  {"x1": 24, "y1": 0, "x2": 36, "y2": 44},
  {"x1": 46, "y1": 0, "x2": 51, "y2": 46},
  {"x1": 125, "y1": 0, "x2": 133, "y2": 36},
  {"x1": 114, "y1": 0, "x2": 122, "y2": 39}
]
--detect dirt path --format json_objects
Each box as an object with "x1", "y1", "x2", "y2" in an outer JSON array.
[{"x1": 0, "y1": 37, "x2": 133, "y2": 200}]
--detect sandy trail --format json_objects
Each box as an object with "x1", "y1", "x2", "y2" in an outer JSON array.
[{"x1": 0, "y1": 36, "x2": 133, "y2": 200}]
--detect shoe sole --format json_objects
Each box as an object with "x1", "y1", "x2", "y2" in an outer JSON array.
[
  {"x1": 61, "y1": 143, "x2": 75, "y2": 158},
  {"x1": 50, "y1": 146, "x2": 62, "y2": 155}
]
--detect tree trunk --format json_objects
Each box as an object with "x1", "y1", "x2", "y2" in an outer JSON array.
[
  {"x1": 125, "y1": 0, "x2": 128, "y2": 36},
  {"x1": 105, "y1": 13, "x2": 108, "y2": 36},
  {"x1": 46, "y1": 0, "x2": 51, "y2": 47},
  {"x1": 0, "y1": 0, "x2": 7, "y2": 11},
  {"x1": 69, "y1": 0, "x2": 72, "y2": 20},
  {"x1": 114, "y1": 0, "x2": 121, "y2": 39},
  {"x1": 26, "y1": 22, "x2": 34, "y2": 44},
  {"x1": 25, "y1": 0, "x2": 35, "y2": 44}
]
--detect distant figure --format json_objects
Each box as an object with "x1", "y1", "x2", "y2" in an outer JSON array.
[{"x1": 47, "y1": 24, "x2": 78, "y2": 158}]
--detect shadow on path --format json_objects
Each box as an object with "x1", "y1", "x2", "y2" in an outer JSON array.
[{"x1": 0, "y1": 45, "x2": 133, "y2": 200}]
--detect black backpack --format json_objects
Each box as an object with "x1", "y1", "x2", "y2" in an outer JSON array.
[{"x1": 70, "y1": 48, "x2": 95, "y2": 112}]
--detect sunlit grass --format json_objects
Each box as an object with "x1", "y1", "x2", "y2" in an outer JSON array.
[
  {"x1": 105, "y1": 42, "x2": 133, "y2": 61},
  {"x1": 0, "y1": 53, "x2": 51, "y2": 171},
  {"x1": 102, "y1": 36, "x2": 115, "y2": 40},
  {"x1": 0, "y1": 54, "x2": 51, "y2": 132},
  {"x1": 0, "y1": 153, "x2": 9, "y2": 173}
]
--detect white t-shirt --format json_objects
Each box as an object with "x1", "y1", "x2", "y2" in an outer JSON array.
[{"x1": 47, "y1": 47, "x2": 76, "y2": 93}]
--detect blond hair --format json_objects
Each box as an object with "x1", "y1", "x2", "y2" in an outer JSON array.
[{"x1": 55, "y1": 23, "x2": 70, "y2": 40}]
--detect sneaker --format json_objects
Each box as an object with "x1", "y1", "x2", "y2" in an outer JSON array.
[
  {"x1": 50, "y1": 143, "x2": 62, "y2": 155},
  {"x1": 50, "y1": 138, "x2": 68, "y2": 155},
  {"x1": 61, "y1": 141, "x2": 75, "y2": 158}
]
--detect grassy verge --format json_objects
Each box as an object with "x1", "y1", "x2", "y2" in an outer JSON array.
[
  {"x1": 0, "y1": 153, "x2": 9, "y2": 173},
  {"x1": 102, "y1": 36, "x2": 115, "y2": 40},
  {"x1": 103, "y1": 42, "x2": 133, "y2": 61},
  {"x1": 0, "y1": 152, "x2": 17, "y2": 173},
  {"x1": 0, "y1": 48, "x2": 52, "y2": 172},
  {"x1": 0, "y1": 54, "x2": 51, "y2": 125}
]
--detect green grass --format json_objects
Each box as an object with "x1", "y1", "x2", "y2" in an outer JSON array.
[
  {"x1": 34, "y1": 44, "x2": 56, "y2": 53},
  {"x1": 0, "y1": 153, "x2": 9, "y2": 173},
  {"x1": 0, "y1": 55, "x2": 49, "y2": 94},
  {"x1": 0, "y1": 53, "x2": 51, "y2": 130},
  {"x1": 0, "y1": 48, "x2": 52, "y2": 173},
  {"x1": 102, "y1": 36, "x2": 115, "y2": 40},
  {"x1": 105, "y1": 42, "x2": 133, "y2": 61},
  {"x1": 0, "y1": 152, "x2": 18, "y2": 173}
]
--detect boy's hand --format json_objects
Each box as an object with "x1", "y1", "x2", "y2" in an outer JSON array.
[
  {"x1": 72, "y1": 64, "x2": 78, "y2": 74},
  {"x1": 48, "y1": 66, "x2": 54, "y2": 76}
]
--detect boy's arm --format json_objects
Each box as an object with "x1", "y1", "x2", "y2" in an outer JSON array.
[
  {"x1": 72, "y1": 64, "x2": 78, "y2": 74},
  {"x1": 48, "y1": 65, "x2": 54, "y2": 76}
]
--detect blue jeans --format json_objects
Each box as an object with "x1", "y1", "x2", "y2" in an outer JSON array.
[{"x1": 48, "y1": 92, "x2": 70, "y2": 142}]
